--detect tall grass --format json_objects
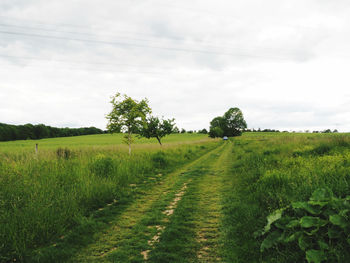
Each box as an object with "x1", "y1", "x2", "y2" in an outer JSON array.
[
  {"x1": 222, "y1": 133, "x2": 350, "y2": 262},
  {"x1": 0, "y1": 137, "x2": 219, "y2": 262}
]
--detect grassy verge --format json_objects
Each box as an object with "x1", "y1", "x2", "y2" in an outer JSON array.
[{"x1": 221, "y1": 134, "x2": 350, "y2": 262}]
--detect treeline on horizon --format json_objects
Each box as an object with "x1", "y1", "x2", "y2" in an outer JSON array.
[
  {"x1": 245, "y1": 128, "x2": 339, "y2": 133},
  {"x1": 0, "y1": 123, "x2": 104, "y2": 142}
]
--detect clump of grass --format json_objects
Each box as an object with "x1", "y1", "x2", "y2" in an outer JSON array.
[
  {"x1": 151, "y1": 151, "x2": 169, "y2": 169},
  {"x1": 90, "y1": 154, "x2": 116, "y2": 178},
  {"x1": 56, "y1": 147, "x2": 73, "y2": 159}
]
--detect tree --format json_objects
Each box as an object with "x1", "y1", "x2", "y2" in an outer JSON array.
[
  {"x1": 140, "y1": 116, "x2": 175, "y2": 145},
  {"x1": 198, "y1": 128, "x2": 208, "y2": 134},
  {"x1": 106, "y1": 93, "x2": 151, "y2": 154},
  {"x1": 223, "y1": 107, "x2": 247, "y2": 136},
  {"x1": 209, "y1": 127, "x2": 224, "y2": 138},
  {"x1": 209, "y1": 116, "x2": 226, "y2": 137},
  {"x1": 209, "y1": 107, "x2": 247, "y2": 138}
]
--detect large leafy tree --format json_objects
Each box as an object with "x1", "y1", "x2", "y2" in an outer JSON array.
[
  {"x1": 140, "y1": 116, "x2": 175, "y2": 145},
  {"x1": 106, "y1": 93, "x2": 151, "y2": 154},
  {"x1": 223, "y1": 107, "x2": 247, "y2": 136},
  {"x1": 209, "y1": 107, "x2": 247, "y2": 138}
]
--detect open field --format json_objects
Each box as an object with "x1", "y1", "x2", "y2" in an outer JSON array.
[
  {"x1": 1, "y1": 132, "x2": 350, "y2": 262},
  {"x1": 0, "y1": 133, "x2": 219, "y2": 262},
  {"x1": 0, "y1": 133, "x2": 210, "y2": 153}
]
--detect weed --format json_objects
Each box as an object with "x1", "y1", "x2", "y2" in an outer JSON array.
[{"x1": 258, "y1": 188, "x2": 350, "y2": 262}]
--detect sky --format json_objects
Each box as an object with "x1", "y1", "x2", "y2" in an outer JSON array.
[{"x1": 0, "y1": 0, "x2": 349, "y2": 132}]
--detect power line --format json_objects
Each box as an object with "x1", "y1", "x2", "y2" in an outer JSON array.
[
  {"x1": 0, "y1": 22, "x2": 298, "y2": 55},
  {"x1": 0, "y1": 16, "x2": 186, "y2": 41},
  {"x1": 0, "y1": 54, "x2": 172, "y2": 69},
  {"x1": 0, "y1": 62, "x2": 164, "y2": 75},
  {"x1": 0, "y1": 15, "x2": 89, "y2": 29},
  {"x1": 0, "y1": 23, "x2": 184, "y2": 46},
  {"x1": 0, "y1": 30, "x2": 291, "y2": 61}
]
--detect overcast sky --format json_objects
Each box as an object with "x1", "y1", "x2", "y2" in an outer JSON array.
[{"x1": 0, "y1": 0, "x2": 349, "y2": 132}]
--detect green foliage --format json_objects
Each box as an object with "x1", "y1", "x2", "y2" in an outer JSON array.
[
  {"x1": 106, "y1": 93, "x2": 151, "y2": 134},
  {"x1": 223, "y1": 107, "x2": 247, "y2": 136},
  {"x1": 139, "y1": 116, "x2": 175, "y2": 145},
  {"x1": 198, "y1": 128, "x2": 208, "y2": 134},
  {"x1": 0, "y1": 122, "x2": 103, "y2": 142},
  {"x1": 209, "y1": 126, "x2": 224, "y2": 138},
  {"x1": 259, "y1": 188, "x2": 350, "y2": 262},
  {"x1": 106, "y1": 93, "x2": 151, "y2": 153},
  {"x1": 209, "y1": 107, "x2": 247, "y2": 137}
]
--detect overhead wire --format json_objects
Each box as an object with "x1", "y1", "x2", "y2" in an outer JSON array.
[
  {"x1": 0, "y1": 21, "x2": 298, "y2": 56},
  {"x1": 0, "y1": 30, "x2": 291, "y2": 60},
  {"x1": 0, "y1": 54, "x2": 172, "y2": 70},
  {"x1": 0, "y1": 61, "x2": 164, "y2": 75}
]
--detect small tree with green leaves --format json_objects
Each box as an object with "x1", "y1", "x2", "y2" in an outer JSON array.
[
  {"x1": 139, "y1": 116, "x2": 175, "y2": 145},
  {"x1": 106, "y1": 93, "x2": 151, "y2": 154}
]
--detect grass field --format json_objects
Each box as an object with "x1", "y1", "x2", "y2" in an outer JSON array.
[
  {"x1": 1, "y1": 132, "x2": 350, "y2": 262},
  {"x1": 0, "y1": 133, "x2": 209, "y2": 152},
  {"x1": 0, "y1": 133, "x2": 219, "y2": 262},
  {"x1": 222, "y1": 132, "x2": 350, "y2": 262}
]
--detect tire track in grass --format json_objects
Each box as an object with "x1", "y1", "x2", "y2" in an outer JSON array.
[
  {"x1": 70, "y1": 143, "x2": 225, "y2": 262},
  {"x1": 141, "y1": 181, "x2": 189, "y2": 261},
  {"x1": 195, "y1": 142, "x2": 232, "y2": 262},
  {"x1": 148, "y1": 142, "x2": 231, "y2": 263}
]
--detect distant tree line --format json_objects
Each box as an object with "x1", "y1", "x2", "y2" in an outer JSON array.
[
  {"x1": 245, "y1": 128, "x2": 339, "y2": 133},
  {"x1": 0, "y1": 123, "x2": 104, "y2": 142},
  {"x1": 176, "y1": 128, "x2": 208, "y2": 134},
  {"x1": 245, "y1": 128, "x2": 281, "y2": 132}
]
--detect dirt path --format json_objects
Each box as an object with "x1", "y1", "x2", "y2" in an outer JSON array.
[
  {"x1": 69, "y1": 143, "x2": 226, "y2": 262},
  {"x1": 148, "y1": 142, "x2": 232, "y2": 263},
  {"x1": 195, "y1": 142, "x2": 232, "y2": 262}
]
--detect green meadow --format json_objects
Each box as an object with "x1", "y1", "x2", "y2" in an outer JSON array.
[
  {"x1": 222, "y1": 132, "x2": 350, "y2": 262},
  {"x1": 0, "y1": 133, "x2": 209, "y2": 152},
  {"x1": 1, "y1": 132, "x2": 350, "y2": 262},
  {"x1": 0, "y1": 133, "x2": 218, "y2": 262}
]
